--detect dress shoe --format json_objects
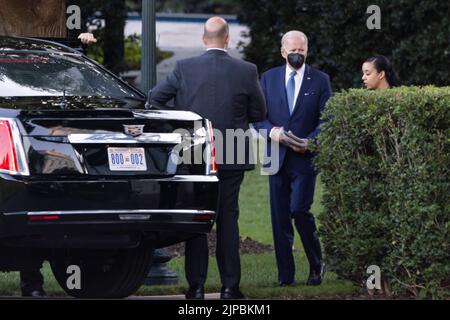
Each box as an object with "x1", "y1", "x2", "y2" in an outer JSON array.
[
  {"x1": 185, "y1": 285, "x2": 204, "y2": 300},
  {"x1": 220, "y1": 287, "x2": 245, "y2": 300},
  {"x1": 306, "y1": 262, "x2": 326, "y2": 286},
  {"x1": 22, "y1": 289, "x2": 48, "y2": 298}
]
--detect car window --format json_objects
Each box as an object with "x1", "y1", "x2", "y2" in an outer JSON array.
[{"x1": 0, "y1": 52, "x2": 140, "y2": 99}]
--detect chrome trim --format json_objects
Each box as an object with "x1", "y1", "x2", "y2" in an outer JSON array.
[
  {"x1": 152, "y1": 175, "x2": 219, "y2": 182},
  {"x1": 0, "y1": 174, "x2": 218, "y2": 183},
  {"x1": 133, "y1": 110, "x2": 203, "y2": 121},
  {"x1": 19, "y1": 209, "x2": 216, "y2": 217},
  {"x1": 68, "y1": 133, "x2": 182, "y2": 144},
  {"x1": 123, "y1": 124, "x2": 145, "y2": 137},
  {"x1": 189, "y1": 126, "x2": 207, "y2": 147},
  {"x1": 119, "y1": 215, "x2": 152, "y2": 221},
  {"x1": 194, "y1": 126, "x2": 207, "y2": 139}
]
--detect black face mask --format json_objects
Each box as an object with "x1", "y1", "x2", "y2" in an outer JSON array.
[{"x1": 287, "y1": 53, "x2": 305, "y2": 70}]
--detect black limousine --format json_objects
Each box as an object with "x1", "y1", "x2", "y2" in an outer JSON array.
[{"x1": 0, "y1": 37, "x2": 218, "y2": 298}]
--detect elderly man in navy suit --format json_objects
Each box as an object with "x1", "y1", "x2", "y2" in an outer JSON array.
[{"x1": 254, "y1": 30, "x2": 332, "y2": 287}]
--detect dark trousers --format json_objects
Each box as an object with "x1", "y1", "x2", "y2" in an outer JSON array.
[
  {"x1": 185, "y1": 170, "x2": 245, "y2": 288},
  {"x1": 20, "y1": 258, "x2": 44, "y2": 294},
  {"x1": 269, "y1": 168, "x2": 322, "y2": 284}
]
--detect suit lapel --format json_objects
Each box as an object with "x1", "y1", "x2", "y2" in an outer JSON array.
[
  {"x1": 291, "y1": 65, "x2": 313, "y2": 117},
  {"x1": 276, "y1": 67, "x2": 290, "y2": 116}
]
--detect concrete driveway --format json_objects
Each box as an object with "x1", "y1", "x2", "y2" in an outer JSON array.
[{"x1": 125, "y1": 19, "x2": 249, "y2": 83}]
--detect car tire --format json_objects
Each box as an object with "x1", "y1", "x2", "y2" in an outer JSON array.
[{"x1": 50, "y1": 244, "x2": 154, "y2": 298}]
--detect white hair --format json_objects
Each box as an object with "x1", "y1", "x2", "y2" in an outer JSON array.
[{"x1": 281, "y1": 30, "x2": 308, "y2": 48}]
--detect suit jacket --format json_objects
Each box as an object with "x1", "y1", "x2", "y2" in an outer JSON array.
[
  {"x1": 254, "y1": 64, "x2": 332, "y2": 175},
  {"x1": 149, "y1": 50, "x2": 267, "y2": 171}
]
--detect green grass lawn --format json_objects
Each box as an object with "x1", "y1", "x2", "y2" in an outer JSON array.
[
  {"x1": 136, "y1": 253, "x2": 355, "y2": 299},
  {"x1": 0, "y1": 252, "x2": 356, "y2": 299},
  {"x1": 239, "y1": 166, "x2": 324, "y2": 247},
  {"x1": 0, "y1": 164, "x2": 357, "y2": 298}
]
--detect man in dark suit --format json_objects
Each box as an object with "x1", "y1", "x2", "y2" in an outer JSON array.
[
  {"x1": 254, "y1": 30, "x2": 331, "y2": 287},
  {"x1": 149, "y1": 17, "x2": 266, "y2": 299}
]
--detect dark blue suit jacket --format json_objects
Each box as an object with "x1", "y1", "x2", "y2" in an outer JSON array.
[{"x1": 254, "y1": 64, "x2": 332, "y2": 175}]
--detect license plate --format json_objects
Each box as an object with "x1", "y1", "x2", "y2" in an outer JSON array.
[{"x1": 108, "y1": 148, "x2": 147, "y2": 171}]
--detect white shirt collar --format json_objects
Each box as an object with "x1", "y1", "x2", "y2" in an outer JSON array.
[
  {"x1": 206, "y1": 48, "x2": 228, "y2": 52},
  {"x1": 285, "y1": 64, "x2": 306, "y2": 79}
]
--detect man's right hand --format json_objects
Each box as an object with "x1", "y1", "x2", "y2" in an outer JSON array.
[
  {"x1": 269, "y1": 127, "x2": 283, "y2": 143},
  {"x1": 78, "y1": 33, "x2": 97, "y2": 45},
  {"x1": 270, "y1": 127, "x2": 308, "y2": 153}
]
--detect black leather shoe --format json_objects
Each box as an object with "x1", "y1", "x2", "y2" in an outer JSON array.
[
  {"x1": 220, "y1": 287, "x2": 245, "y2": 300},
  {"x1": 185, "y1": 285, "x2": 204, "y2": 300},
  {"x1": 22, "y1": 289, "x2": 48, "y2": 298},
  {"x1": 306, "y1": 262, "x2": 326, "y2": 286}
]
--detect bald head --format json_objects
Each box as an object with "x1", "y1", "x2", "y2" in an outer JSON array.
[{"x1": 203, "y1": 16, "x2": 229, "y2": 48}]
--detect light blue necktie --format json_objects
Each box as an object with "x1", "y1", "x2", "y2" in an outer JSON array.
[{"x1": 286, "y1": 71, "x2": 296, "y2": 115}]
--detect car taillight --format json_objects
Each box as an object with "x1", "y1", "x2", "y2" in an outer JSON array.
[
  {"x1": 0, "y1": 118, "x2": 28, "y2": 176},
  {"x1": 29, "y1": 215, "x2": 60, "y2": 222},
  {"x1": 0, "y1": 119, "x2": 19, "y2": 174},
  {"x1": 206, "y1": 120, "x2": 217, "y2": 175},
  {"x1": 192, "y1": 212, "x2": 215, "y2": 222}
]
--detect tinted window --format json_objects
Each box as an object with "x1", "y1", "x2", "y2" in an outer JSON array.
[{"x1": 0, "y1": 52, "x2": 140, "y2": 98}]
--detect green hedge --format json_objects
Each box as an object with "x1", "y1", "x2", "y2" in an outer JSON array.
[{"x1": 315, "y1": 86, "x2": 450, "y2": 299}]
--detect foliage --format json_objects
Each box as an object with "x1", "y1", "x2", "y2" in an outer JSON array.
[
  {"x1": 155, "y1": 0, "x2": 242, "y2": 14},
  {"x1": 238, "y1": 0, "x2": 450, "y2": 91},
  {"x1": 315, "y1": 86, "x2": 450, "y2": 298},
  {"x1": 70, "y1": 0, "x2": 127, "y2": 74},
  {"x1": 87, "y1": 34, "x2": 173, "y2": 70}
]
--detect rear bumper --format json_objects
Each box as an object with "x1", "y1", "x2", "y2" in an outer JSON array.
[{"x1": 0, "y1": 175, "x2": 219, "y2": 248}]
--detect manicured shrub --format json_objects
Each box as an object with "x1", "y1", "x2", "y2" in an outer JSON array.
[{"x1": 315, "y1": 86, "x2": 450, "y2": 298}]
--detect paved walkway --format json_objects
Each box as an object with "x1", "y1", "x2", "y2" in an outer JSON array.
[{"x1": 125, "y1": 20, "x2": 249, "y2": 83}]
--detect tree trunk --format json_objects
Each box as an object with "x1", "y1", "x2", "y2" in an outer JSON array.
[{"x1": 0, "y1": 0, "x2": 66, "y2": 37}]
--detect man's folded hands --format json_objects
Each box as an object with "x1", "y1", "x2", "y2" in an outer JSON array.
[{"x1": 270, "y1": 127, "x2": 308, "y2": 153}]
